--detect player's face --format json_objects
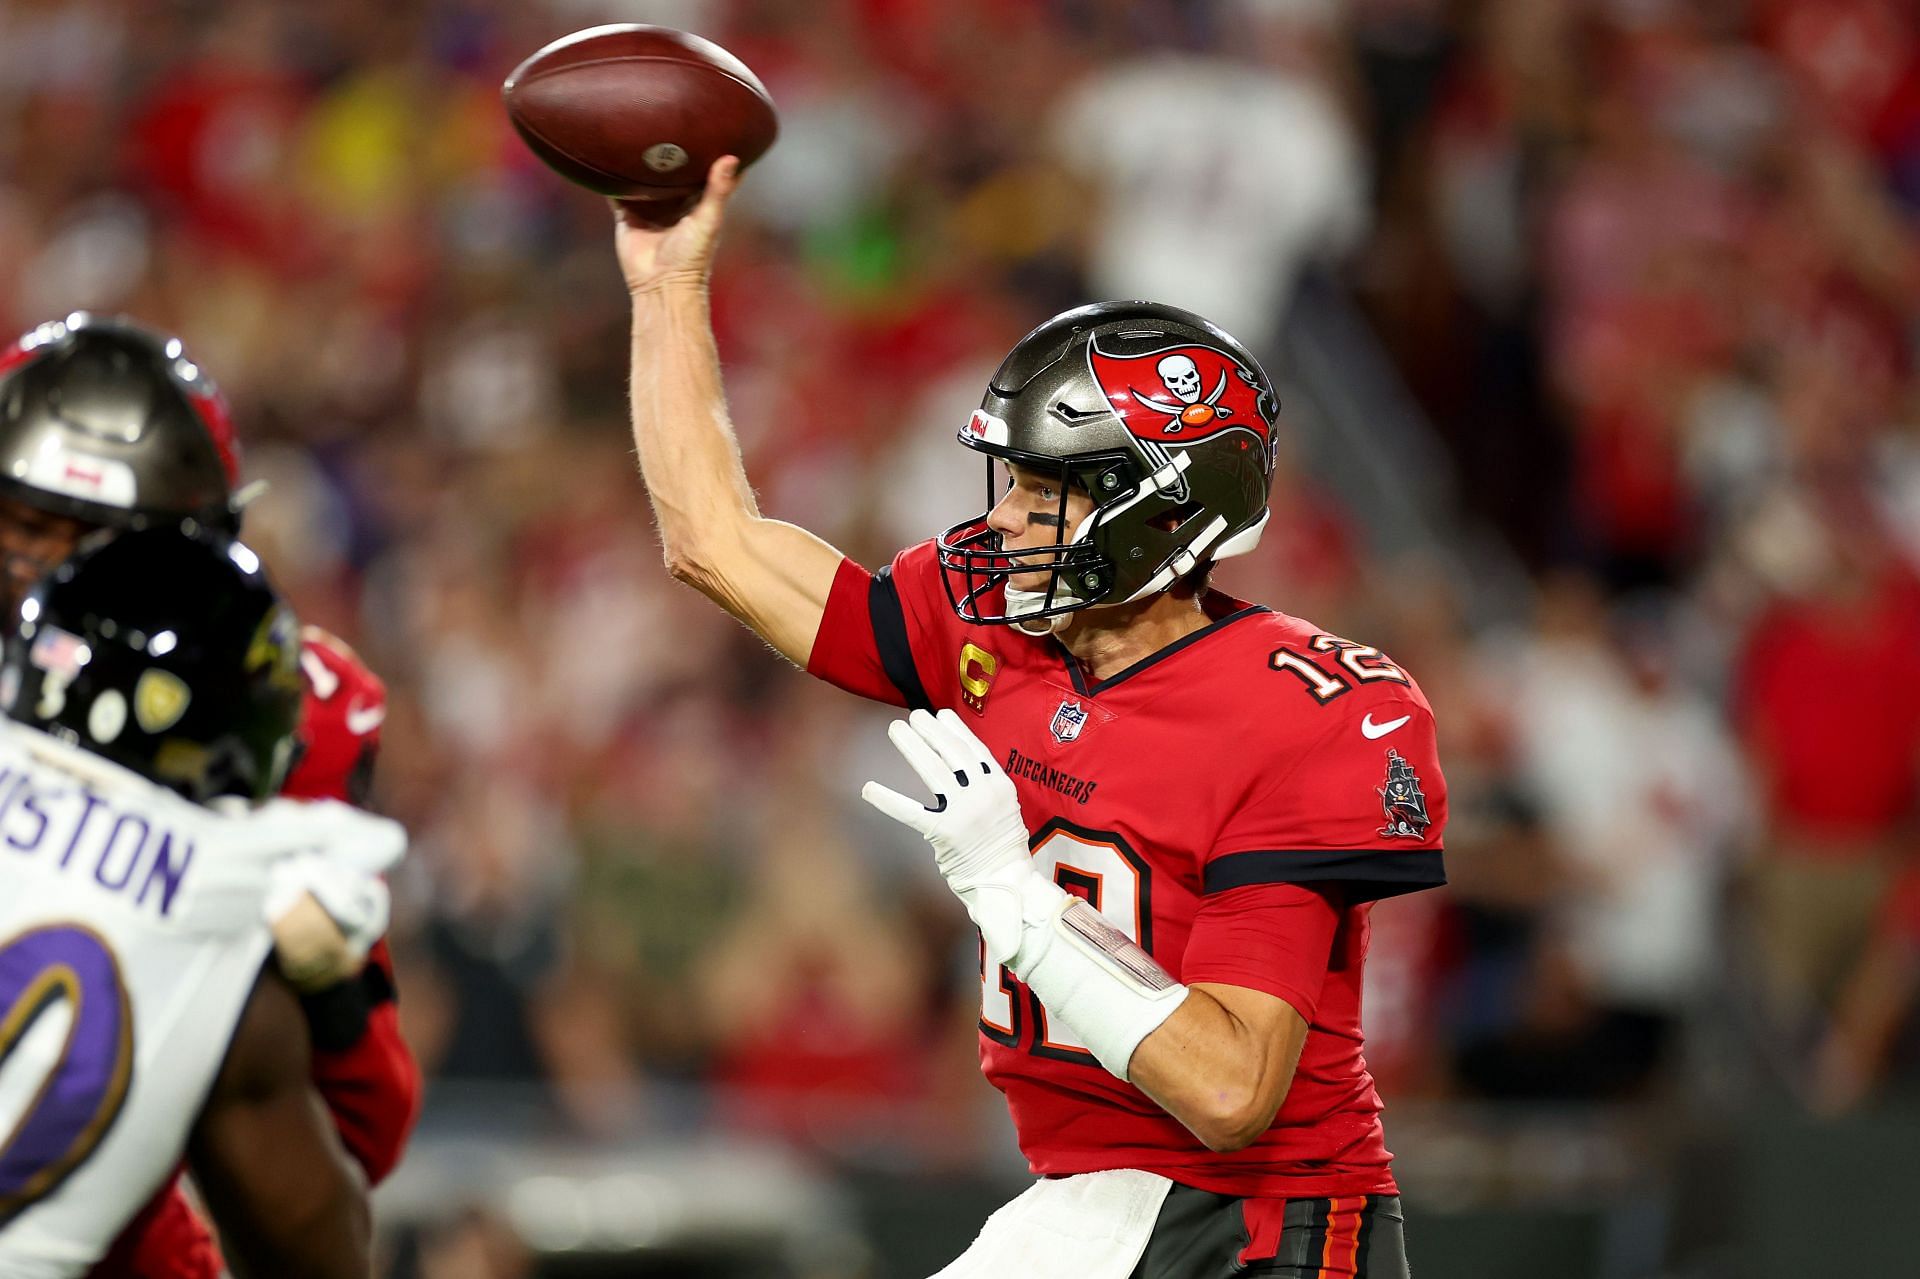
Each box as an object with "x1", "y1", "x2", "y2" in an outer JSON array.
[
  {"x1": 988, "y1": 461, "x2": 1095, "y2": 592},
  {"x1": 0, "y1": 495, "x2": 96, "y2": 631}
]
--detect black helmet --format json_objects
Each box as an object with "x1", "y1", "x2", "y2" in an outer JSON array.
[
  {"x1": 2, "y1": 523, "x2": 303, "y2": 803},
  {"x1": 937, "y1": 301, "x2": 1279, "y2": 629},
  {"x1": 0, "y1": 313, "x2": 242, "y2": 530}
]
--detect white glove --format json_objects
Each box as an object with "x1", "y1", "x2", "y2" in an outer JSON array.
[
  {"x1": 861, "y1": 709, "x2": 1186, "y2": 1080},
  {"x1": 253, "y1": 800, "x2": 405, "y2": 992},
  {"x1": 862, "y1": 708, "x2": 1065, "y2": 967},
  {"x1": 265, "y1": 852, "x2": 391, "y2": 991},
  {"x1": 243, "y1": 797, "x2": 407, "y2": 875}
]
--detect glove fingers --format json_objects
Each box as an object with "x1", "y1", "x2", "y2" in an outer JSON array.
[
  {"x1": 911, "y1": 707, "x2": 978, "y2": 773},
  {"x1": 931, "y1": 708, "x2": 995, "y2": 772},
  {"x1": 861, "y1": 780, "x2": 935, "y2": 832},
  {"x1": 888, "y1": 716, "x2": 959, "y2": 797}
]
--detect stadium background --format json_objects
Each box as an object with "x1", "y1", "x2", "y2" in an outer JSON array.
[{"x1": 4, "y1": 0, "x2": 1919, "y2": 1273}]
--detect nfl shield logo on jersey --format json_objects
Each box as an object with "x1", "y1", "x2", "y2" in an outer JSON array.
[{"x1": 1048, "y1": 699, "x2": 1089, "y2": 745}]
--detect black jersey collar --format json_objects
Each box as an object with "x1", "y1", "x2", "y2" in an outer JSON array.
[{"x1": 1060, "y1": 598, "x2": 1269, "y2": 697}]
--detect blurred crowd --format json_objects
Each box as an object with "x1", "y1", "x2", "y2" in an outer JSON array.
[{"x1": 3, "y1": 0, "x2": 1918, "y2": 1223}]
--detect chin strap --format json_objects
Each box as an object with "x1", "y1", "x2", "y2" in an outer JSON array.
[
  {"x1": 1002, "y1": 585, "x2": 1078, "y2": 634},
  {"x1": 999, "y1": 449, "x2": 1260, "y2": 625}
]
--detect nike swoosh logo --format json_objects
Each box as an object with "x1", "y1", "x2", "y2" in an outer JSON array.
[
  {"x1": 344, "y1": 704, "x2": 386, "y2": 735},
  {"x1": 1361, "y1": 713, "x2": 1410, "y2": 740}
]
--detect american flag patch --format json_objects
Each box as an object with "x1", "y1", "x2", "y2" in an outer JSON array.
[{"x1": 30, "y1": 625, "x2": 88, "y2": 680}]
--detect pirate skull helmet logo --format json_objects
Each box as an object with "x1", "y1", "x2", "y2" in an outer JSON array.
[
  {"x1": 1158, "y1": 354, "x2": 1202, "y2": 402},
  {"x1": 1139, "y1": 352, "x2": 1236, "y2": 432},
  {"x1": 1091, "y1": 340, "x2": 1264, "y2": 438}
]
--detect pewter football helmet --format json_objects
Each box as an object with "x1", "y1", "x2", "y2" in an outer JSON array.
[
  {"x1": 938, "y1": 301, "x2": 1279, "y2": 627},
  {"x1": 0, "y1": 314, "x2": 241, "y2": 529}
]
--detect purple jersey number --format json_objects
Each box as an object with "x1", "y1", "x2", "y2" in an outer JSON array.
[{"x1": 0, "y1": 923, "x2": 135, "y2": 1225}]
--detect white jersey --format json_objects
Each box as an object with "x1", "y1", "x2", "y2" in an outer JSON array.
[{"x1": 0, "y1": 723, "x2": 404, "y2": 1277}]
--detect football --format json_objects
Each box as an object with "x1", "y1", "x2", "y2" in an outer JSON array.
[{"x1": 502, "y1": 25, "x2": 778, "y2": 218}]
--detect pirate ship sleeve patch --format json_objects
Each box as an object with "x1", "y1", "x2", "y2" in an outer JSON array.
[
  {"x1": 1376, "y1": 747, "x2": 1434, "y2": 840},
  {"x1": 1203, "y1": 696, "x2": 1449, "y2": 902}
]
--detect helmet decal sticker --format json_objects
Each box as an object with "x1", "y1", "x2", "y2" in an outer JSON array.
[
  {"x1": 87, "y1": 688, "x2": 127, "y2": 744},
  {"x1": 133, "y1": 669, "x2": 190, "y2": 734},
  {"x1": 1087, "y1": 338, "x2": 1276, "y2": 446},
  {"x1": 964, "y1": 409, "x2": 1011, "y2": 448}
]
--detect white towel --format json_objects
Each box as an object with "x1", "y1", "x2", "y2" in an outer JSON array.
[{"x1": 930, "y1": 1168, "x2": 1173, "y2": 1279}]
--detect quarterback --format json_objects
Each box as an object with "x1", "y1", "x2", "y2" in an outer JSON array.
[
  {"x1": 0, "y1": 316, "x2": 417, "y2": 1277},
  {"x1": 616, "y1": 160, "x2": 1447, "y2": 1278}
]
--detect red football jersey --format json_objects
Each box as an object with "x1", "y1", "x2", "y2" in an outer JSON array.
[
  {"x1": 284, "y1": 625, "x2": 385, "y2": 806},
  {"x1": 281, "y1": 625, "x2": 420, "y2": 1182},
  {"x1": 809, "y1": 541, "x2": 1447, "y2": 1198}
]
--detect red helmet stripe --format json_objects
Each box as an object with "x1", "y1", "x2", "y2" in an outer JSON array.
[
  {"x1": 0, "y1": 339, "x2": 35, "y2": 381},
  {"x1": 183, "y1": 386, "x2": 241, "y2": 489}
]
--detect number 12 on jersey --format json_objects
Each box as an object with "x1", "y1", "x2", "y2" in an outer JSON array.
[{"x1": 980, "y1": 823, "x2": 1152, "y2": 1065}]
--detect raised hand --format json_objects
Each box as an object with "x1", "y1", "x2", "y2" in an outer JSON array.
[{"x1": 612, "y1": 155, "x2": 741, "y2": 296}]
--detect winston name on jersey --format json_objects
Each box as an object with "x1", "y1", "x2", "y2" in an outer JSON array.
[
  {"x1": 810, "y1": 541, "x2": 1447, "y2": 1199},
  {"x1": 0, "y1": 722, "x2": 391, "y2": 1277}
]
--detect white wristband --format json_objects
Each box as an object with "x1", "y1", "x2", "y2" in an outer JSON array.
[{"x1": 998, "y1": 884, "x2": 1188, "y2": 1082}]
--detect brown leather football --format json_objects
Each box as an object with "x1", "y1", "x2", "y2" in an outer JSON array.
[{"x1": 502, "y1": 25, "x2": 778, "y2": 211}]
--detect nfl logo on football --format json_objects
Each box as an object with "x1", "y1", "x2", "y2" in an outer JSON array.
[{"x1": 1049, "y1": 698, "x2": 1088, "y2": 745}]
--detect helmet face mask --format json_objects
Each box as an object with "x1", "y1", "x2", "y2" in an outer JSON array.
[
  {"x1": 936, "y1": 302, "x2": 1279, "y2": 629},
  {"x1": 940, "y1": 448, "x2": 1133, "y2": 631}
]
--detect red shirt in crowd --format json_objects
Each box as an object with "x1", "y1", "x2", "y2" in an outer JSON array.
[{"x1": 1734, "y1": 567, "x2": 1920, "y2": 850}]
